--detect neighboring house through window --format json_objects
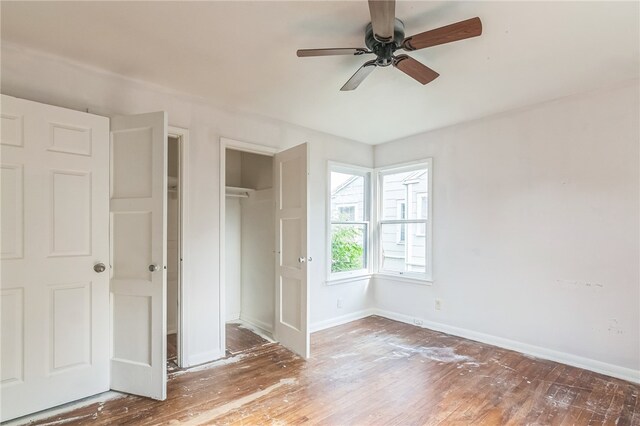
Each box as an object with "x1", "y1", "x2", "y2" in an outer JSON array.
[{"x1": 338, "y1": 205, "x2": 356, "y2": 221}]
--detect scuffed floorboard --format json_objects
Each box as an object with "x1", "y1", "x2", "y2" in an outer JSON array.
[{"x1": 11, "y1": 316, "x2": 640, "y2": 425}]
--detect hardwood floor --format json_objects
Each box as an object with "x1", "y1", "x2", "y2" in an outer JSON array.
[
  {"x1": 225, "y1": 322, "x2": 270, "y2": 356},
  {"x1": 14, "y1": 316, "x2": 640, "y2": 425}
]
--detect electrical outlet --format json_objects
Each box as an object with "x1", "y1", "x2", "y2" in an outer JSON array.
[
  {"x1": 435, "y1": 299, "x2": 442, "y2": 311},
  {"x1": 337, "y1": 298, "x2": 343, "y2": 308}
]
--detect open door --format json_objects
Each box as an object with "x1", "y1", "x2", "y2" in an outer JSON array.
[
  {"x1": 1, "y1": 95, "x2": 110, "y2": 421},
  {"x1": 274, "y1": 143, "x2": 310, "y2": 359},
  {"x1": 109, "y1": 112, "x2": 167, "y2": 400}
]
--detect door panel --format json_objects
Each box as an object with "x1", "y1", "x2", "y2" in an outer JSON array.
[
  {"x1": 109, "y1": 112, "x2": 167, "y2": 400},
  {"x1": 274, "y1": 143, "x2": 309, "y2": 359},
  {"x1": 0, "y1": 95, "x2": 110, "y2": 422}
]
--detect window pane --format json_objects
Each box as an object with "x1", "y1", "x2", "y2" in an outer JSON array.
[
  {"x1": 381, "y1": 168, "x2": 427, "y2": 220},
  {"x1": 331, "y1": 171, "x2": 365, "y2": 221},
  {"x1": 380, "y1": 223, "x2": 426, "y2": 274},
  {"x1": 331, "y1": 224, "x2": 366, "y2": 273}
]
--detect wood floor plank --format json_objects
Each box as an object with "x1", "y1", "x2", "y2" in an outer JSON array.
[
  {"x1": 225, "y1": 322, "x2": 270, "y2": 355},
  {"x1": 13, "y1": 316, "x2": 640, "y2": 426}
]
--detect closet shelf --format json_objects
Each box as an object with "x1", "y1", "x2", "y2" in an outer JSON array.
[{"x1": 226, "y1": 186, "x2": 255, "y2": 198}]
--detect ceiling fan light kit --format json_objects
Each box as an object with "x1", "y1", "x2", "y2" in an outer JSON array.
[{"x1": 296, "y1": 0, "x2": 483, "y2": 91}]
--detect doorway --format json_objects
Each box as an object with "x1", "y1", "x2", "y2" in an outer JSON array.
[
  {"x1": 166, "y1": 128, "x2": 188, "y2": 369},
  {"x1": 219, "y1": 138, "x2": 311, "y2": 360},
  {"x1": 223, "y1": 146, "x2": 276, "y2": 354},
  {"x1": 167, "y1": 136, "x2": 180, "y2": 367}
]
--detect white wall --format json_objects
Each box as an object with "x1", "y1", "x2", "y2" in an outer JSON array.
[
  {"x1": 1, "y1": 42, "x2": 374, "y2": 365},
  {"x1": 224, "y1": 198, "x2": 242, "y2": 321},
  {"x1": 241, "y1": 152, "x2": 272, "y2": 191},
  {"x1": 240, "y1": 189, "x2": 275, "y2": 332},
  {"x1": 225, "y1": 149, "x2": 242, "y2": 188},
  {"x1": 373, "y1": 81, "x2": 640, "y2": 379}
]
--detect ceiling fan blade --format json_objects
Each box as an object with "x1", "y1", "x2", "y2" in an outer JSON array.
[
  {"x1": 341, "y1": 60, "x2": 377, "y2": 91},
  {"x1": 368, "y1": 0, "x2": 396, "y2": 42},
  {"x1": 394, "y1": 55, "x2": 439, "y2": 85},
  {"x1": 402, "y1": 17, "x2": 482, "y2": 51},
  {"x1": 297, "y1": 48, "x2": 370, "y2": 57}
]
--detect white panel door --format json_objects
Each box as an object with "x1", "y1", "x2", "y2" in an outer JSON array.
[
  {"x1": 0, "y1": 95, "x2": 110, "y2": 421},
  {"x1": 274, "y1": 143, "x2": 309, "y2": 359},
  {"x1": 110, "y1": 112, "x2": 167, "y2": 400}
]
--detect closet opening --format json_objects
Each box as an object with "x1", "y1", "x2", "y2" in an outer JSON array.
[
  {"x1": 167, "y1": 130, "x2": 187, "y2": 368},
  {"x1": 222, "y1": 143, "x2": 277, "y2": 356}
]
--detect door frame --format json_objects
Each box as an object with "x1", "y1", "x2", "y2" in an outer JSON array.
[
  {"x1": 168, "y1": 126, "x2": 189, "y2": 368},
  {"x1": 219, "y1": 137, "x2": 277, "y2": 357}
]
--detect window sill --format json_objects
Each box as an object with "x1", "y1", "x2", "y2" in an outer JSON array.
[
  {"x1": 326, "y1": 274, "x2": 372, "y2": 286},
  {"x1": 373, "y1": 273, "x2": 433, "y2": 286}
]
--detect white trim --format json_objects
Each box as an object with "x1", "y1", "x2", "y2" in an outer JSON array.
[
  {"x1": 416, "y1": 193, "x2": 427, "y2": 236},
  {"x1": 219, "y1": 137, "x2": 276, "y2": 361},
  {"x1": 373, "y1": 273, "x2": 432, "y2": 286},
  {"x1": 309, "y1": 309, "x2": 375, "y2": 333},
  {"x1": 168, "y1": 126, "x2": 189, "y2": 369},
  {"x1": 326, "y1": 274, "x2": 372, "y2": 286},
  {"x1": 226, "y1": 311, "x2": 241, "y2": 322},
  {"x1": 186, "y1": 350, "x2": 225, "y2": 368},
  {"x1": 239, "y1": 313, "x2": 274, "y2": 335},
  {"x1": 371, "y1": 308, "x2": 640, "y2": 385},
  {"x1": 396, "y1": 201, "x2": 406, "y2": 243},
  {"x1": 376, "y1": 158, "x2": 433, "y2": 173},
  {"x1": 328, "y1": 161, "x2": 373, "y2": 175},
  {"x1": 220, "y1": 137, "x2": 278, "y2": 155}
]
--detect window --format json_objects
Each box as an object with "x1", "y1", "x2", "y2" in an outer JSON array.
[
  {"x1": 378, "y1": 161, "x2": 431, "y2": 281},
  {"x1": 326, "y1": 159, "x2": 432, "y2": 285},
  {"x1": 328, "y1": 164, "x2": 371, "y2": 280},
  {"x1": 396, "y1": 201, "x2": 406, "y2": 243}
]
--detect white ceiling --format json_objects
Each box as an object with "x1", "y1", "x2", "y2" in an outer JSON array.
[{"x1": 2, "y1": 1, "x2": 638, "y2": 144}]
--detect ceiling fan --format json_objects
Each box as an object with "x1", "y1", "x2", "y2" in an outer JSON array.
[{"x1": 296, "y1": 0, "x2": 482, "y2": 91}]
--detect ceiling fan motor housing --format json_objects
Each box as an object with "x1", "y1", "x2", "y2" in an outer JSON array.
[{"x1": 365, "y1": 19, "x2": 405, "y2": 66}]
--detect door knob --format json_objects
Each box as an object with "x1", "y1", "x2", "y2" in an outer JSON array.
[
  {"x1": 149, "y1": 264, "x2": 159, "y2": 272},
  {"x1": 308, "y1": 257, "x2": 313, "y2": 262},
  {"x1": 298, "y1": 257, "x2": 306, "y2": 263},
  {"x1": 93, "y1": 263, "x2": 106, "y2": 273}
]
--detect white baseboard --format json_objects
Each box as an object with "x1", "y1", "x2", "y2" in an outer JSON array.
[
  {"x1": 226, "y1": 312, "x2": 241, "y2": 322},
  {"x1": 371, "y1": 308, "x2": 640, "y2": 385},
  {"x1": 186, "y1": 350, "x2": 224, "y2": 368},
  {"x1": 310, "y1": 309, "x2": 375, "y2": 333},
  {"x1": 239, "y1": 313, "x2": 273, "y2": 334}
]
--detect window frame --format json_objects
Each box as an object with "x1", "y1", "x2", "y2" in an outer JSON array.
[
  {"x1": 326, "y1": 162, "x2": 372, "y2": 284},
  {"x1": 396, "y1": 201, "x2": 406, "y2": 243},
  {"x1": 416, "y1": 193, "x2": 427, "y2": 237},
  {"x1": 375, "y1": 159, "x2": 433, "y2": 283}
]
